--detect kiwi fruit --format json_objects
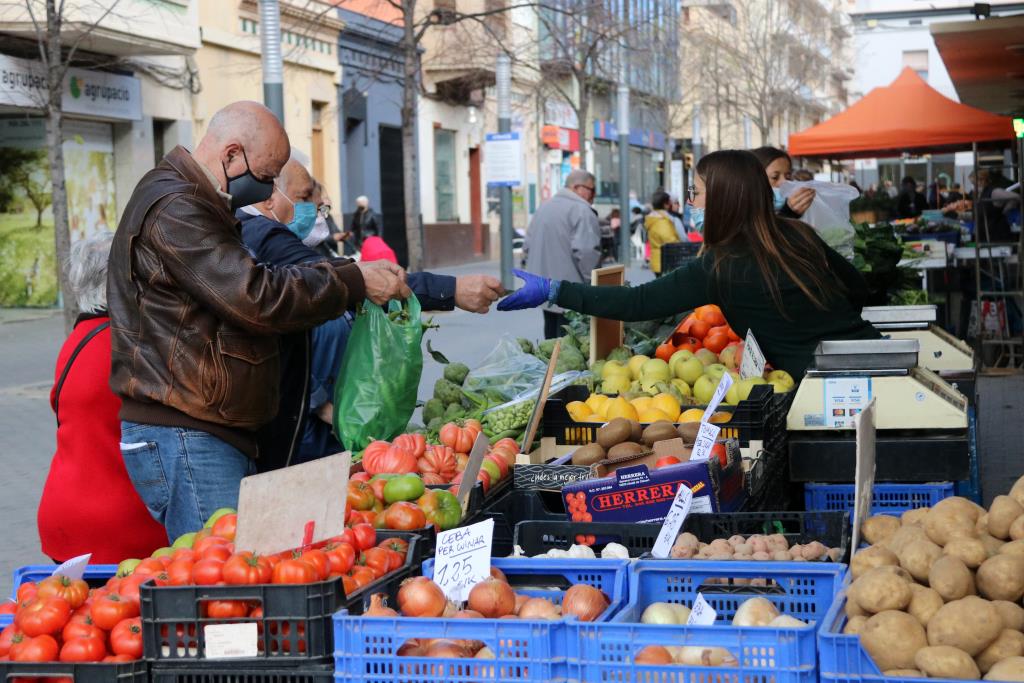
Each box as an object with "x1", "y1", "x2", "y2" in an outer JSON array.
[
  {"x1": 629, "y1": 420, "x2": 643, "y2": 443},
  {"x1": 597, "y1": 418, "x2": 633, "y2": 450},
  {"x1": 607, "y1": 441, "x2": 645, "y2": 460},
  {"x1": 642, "y1": 421, "x2": 679, "y2": 446},
  {"x1": 677, "y1": 421, "x2": 700, "y2": 444},
  {"x1": 571, "y1": 443, "x2": 606, "y2": 467}
]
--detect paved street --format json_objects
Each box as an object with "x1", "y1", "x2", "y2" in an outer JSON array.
[{"x1": 0, "y1": 258, "x2": 653, "y2": 598}]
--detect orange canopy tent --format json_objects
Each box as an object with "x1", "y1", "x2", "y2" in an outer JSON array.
[{"x1": 788, "y1": 68, "x2": 1014, "y2": 159}]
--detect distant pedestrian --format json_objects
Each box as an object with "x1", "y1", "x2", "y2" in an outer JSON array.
[
  {"x1": 752, "y1": 146, "x2": 815, "y2": 219},
  {"x1": 645, "y1": 190, "x2": 682, "y2": 277},
  {"x1": 883, "y1": 179, "x2": 898, "y2": 199},
  {"x1": 523, "y1": 169, "x2": 601, "y2": 339},
  {"x1": 347, "y1": 195, "x2": 381, "y2": 249},
  {"x1": 897, "y1": 176, "x2": 926, "y2": 219},
  {"x1": 38, "y1": 234, "x2": 169, "y2": 562}
]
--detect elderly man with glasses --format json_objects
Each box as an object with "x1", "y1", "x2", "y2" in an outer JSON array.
[{"x1": 522, "y1": 169, "x2": 603, "y2": 339}]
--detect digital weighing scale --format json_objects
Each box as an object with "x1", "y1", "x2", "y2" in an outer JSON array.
[
  {"x1": 787, "y1": 339, "x2": 970, "y2": 482},
  {"x1": 862, "y1": 304, "x2": 975, "y2": 382}
]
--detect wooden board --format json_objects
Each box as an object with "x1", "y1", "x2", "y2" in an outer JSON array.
[
  {"x1": 589, "y1": 265, "x2": 626, "y2": 365},
  {"x1": 234, "y1": 452, "x2": 351, "y2": 556}
]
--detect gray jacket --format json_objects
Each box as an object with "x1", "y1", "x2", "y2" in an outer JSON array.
[{"x1": 524, "y1": 188, "x2": 601, "y2": 312}]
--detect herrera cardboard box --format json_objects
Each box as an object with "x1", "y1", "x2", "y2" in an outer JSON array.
[{"x1": 560, "y1": 439, "x2": 745, "y2": 523}]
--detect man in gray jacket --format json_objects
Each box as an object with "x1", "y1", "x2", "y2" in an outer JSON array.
[{"x1": 524, "y1": 169, "x2": 602, "y2": 338}]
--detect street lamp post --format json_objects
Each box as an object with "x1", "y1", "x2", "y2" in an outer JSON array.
[
  {"x1": 617, "y1": 77, "x2": 631, "y2": 266},
  {"x1": 259, "y1": 0, "x2": 285, "y2": 121},
  {"x1": 497, "y1": 54, "x2": 514, "y2": 290}
]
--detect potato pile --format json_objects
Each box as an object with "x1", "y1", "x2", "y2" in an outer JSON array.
[
  {"x1": 844, "y1": 475, "x2": 1024, "y2": 681},
  {"x1": 670, "y1": 531, "x2": 843, "y2": 562}
]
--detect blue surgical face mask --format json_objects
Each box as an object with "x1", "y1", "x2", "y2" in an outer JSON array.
[
  {"x1": 691, "y1": 206, "x2": 705, "y2": 233},
  {"x1": 273, "y1": 187, "x2": 317, "y2": 239},
  {"x1": 772, "y1": 188, "x2": 785, "y2": 211}
]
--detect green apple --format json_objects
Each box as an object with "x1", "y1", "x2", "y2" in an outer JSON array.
[
  {"x1": 603, "y1": 374, "x2": 631, "y2": 394},
  {"x1": 767, "y1": 370, "x2": 795, "y2": 392},
  {"x1": 736, "y1": 377, "x2": 768, "y2": 402},
  {"x1": 172, "y1": 531, "x2": 197, "y2": 549},
  {"x1": 719, "y1": 344, "x2": 742, "y2": 371},
  {"x1": 628, "y1": 355, "x2": 650, "y2": 380},
  {"x1": 640, "y1": 358, "x2": 671, "y2": 383},
  {"x1": 668, "y1": 349, "x2": 694, "y2": 375},
  {"x1": 670, "y1": 378, "x2": 693, "y2": 397},
  {"x1": 151, "y1": 546, "x2": 175, "y2": 559},
  {"x1": 674, "y1": 357, "x2": 704, "y2": 385},
  {"x1": 116, "y1": 558, "x2": 141, "y2": 577},
  {"x1": 704, "y1": 363, "x2": 727, "y2": 381},
  {"x1": 203, "y1": 507, "x2": 237, "y2": 529},
  {"x1": 724, "y1": 383, "x2": 740, "y2": 406},
  {"x1": 601, "y1": 360, "x2": 627, "y2": 381},
  {"x1": 694, "y1": 348, "x2": 718, "y2": 366},
  {"x1": 693, "y1": 375, "x2": 717, "y2": 405}
]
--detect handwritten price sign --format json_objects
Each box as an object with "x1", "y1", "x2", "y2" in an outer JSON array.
[
  {"x1": 433, "y1": 518, "x2": 494, "y2": 601},
  {"x1": 690, "y1": 422, "x2": 721, "y2": 462},
  {"x1": 651, "y1": 482, "x2": 694, "y2": 558}
]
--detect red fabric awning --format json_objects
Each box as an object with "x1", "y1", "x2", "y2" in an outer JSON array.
[{"x1": 788, "y1": 68, "x2": 1014, "y2": 159}]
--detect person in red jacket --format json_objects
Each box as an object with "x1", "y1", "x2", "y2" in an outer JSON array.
[{"x1": 37, "y1": 233, "x2": 168, "y2": 562}]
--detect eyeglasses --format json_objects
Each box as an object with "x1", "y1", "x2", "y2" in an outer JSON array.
[{"x1": 317, "y1": 204, "x2": 331, "y2": 218}]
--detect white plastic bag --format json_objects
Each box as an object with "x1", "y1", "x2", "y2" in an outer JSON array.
[{"x1": 780, "y1": 180, "x2": 859, "y2": 259}]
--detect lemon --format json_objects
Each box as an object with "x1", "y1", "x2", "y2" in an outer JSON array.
[
  {"x1": 651, "y1": 393, "x2": 681, "y2": 420},
  {"x1": 709, "y1": 411, "x2": 733, "y2": 424},
  {"x1": 567, "y1": 401, "x2": 590, "y2": 422},
  {"x1": 678, "y1": 408, "x2": 705, "y2": 423},
  {"x1": 606, "y1": 396, "x2": 639, "y2": 421},
  {"x1": 639, "y1": 408, "x2": 673, "y2": 423},
  {"x1": 630, "y1": 397, "x2": 654, "y2": 413},
  {"x1": 582, "y1": 414, "x2": 606, "y2": 423},
  {"x1": 585, "y1": 393, "x2": 611, "y2": 417}
]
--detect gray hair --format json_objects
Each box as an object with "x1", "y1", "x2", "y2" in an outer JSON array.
[
  {"x1": 565, "y1": 169, "x2": 595, "y2": 188},
  {"x1": 67, "y1": 232, "x2": 114, "y2": 314}
]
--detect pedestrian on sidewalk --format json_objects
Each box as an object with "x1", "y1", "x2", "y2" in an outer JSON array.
[
  {"x1": 522, "y1": 169, "x2": 602, "y2": 339},
  {"x1": 645, "y1": 190, "x2": 682, "y2": 277},
  {"x1": 38, "y1": 233, "x2": 169, "y2": 562},
  {"x1": 107, "y1": 101, "x2": 412, "y2": 541}
]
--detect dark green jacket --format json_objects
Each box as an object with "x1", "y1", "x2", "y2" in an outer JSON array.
[{"x1": 557, "y1": 237, "x2": 880, "y2": 378}]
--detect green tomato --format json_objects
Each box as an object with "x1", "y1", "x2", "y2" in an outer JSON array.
[
  {"x1": 480, "y1": 458, "x2": 502, "y2": 484},
  {"x1": 151, "y1": 547, "x2": 175, "y2": 559},
  {"x1": 116, "y1": 558, "x2": 141, "y2": 577},
  {"x1": 203, "y1": 507, "x2": 237, "y2": 529},
  {"x1": 383, "y1": 474, "x2": 426, "y2": 504},
  {"x1": 418, "y1": 489, "x2": 463, "y2": 531},
  {"x1": 171, "y1": 532, "x2": 197, "y2": 549}
]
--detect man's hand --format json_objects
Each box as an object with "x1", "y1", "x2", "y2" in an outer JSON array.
[
  {"x1": 356, "y1": 260, "x2": 412, "y2": 305},
  {"x1": 454, "y1": 275, "x2": 505, "y2": 314},
  {"x1": 316, "y1": 402, "x2": 333, "y2": 426},
  {"x1": 786, "y1": 187, "x2": 816, "y2": 217}
]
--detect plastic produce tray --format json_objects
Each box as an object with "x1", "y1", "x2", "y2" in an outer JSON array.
[
  {"x1": 0, "y1": 660, "x2": 148, "y2": 683},
  {"x1": 9, "y1": 563, "x2": 119, "y2": 599},
  {"x1": 152, "y1": 661, "x2": 333, "y2": 683},
  {"x1": 333, "y1": 557, "x2": 629, "y2": 683},
  {"x1": 140, "y1": 532, "x2": 422, "y2": 662},
  {"x1": 572, "y1": 559, "x2": 846, "y2": 683},
  {"x1": 804, "y1": 482, "x2": 954, "y2": 517},
  {"x1": 472, "y1": 488, "x2": 567, "y2": 557},
  {"x1": 682, "y1": 510, "x2": 851, "y2": 561},
  {"x1": 513, "y1": 520, "x2": 661, "y2": 557}
]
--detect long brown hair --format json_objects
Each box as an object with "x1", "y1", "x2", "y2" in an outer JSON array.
[{"x1": 697, "y1": 149, "x2": 837, "y2": 313}]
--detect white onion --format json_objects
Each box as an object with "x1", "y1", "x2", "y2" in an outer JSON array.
[{"x1": 640, "y1": 602, "x2": 681, "y2": 625}]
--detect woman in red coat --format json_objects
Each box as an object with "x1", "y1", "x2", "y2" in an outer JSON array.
[{"x1": 37, "y1": 233, "x2": 168, "y2": 563}]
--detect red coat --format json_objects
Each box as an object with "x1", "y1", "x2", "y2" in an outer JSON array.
[{"x1": 37, "y1": 315, "x2": 168, "y2": 562}]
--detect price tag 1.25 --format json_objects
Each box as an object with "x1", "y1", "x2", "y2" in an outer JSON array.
[
  {"x1": 690, "y1": 422, "x2": 721, "y2": 462},
  {"x1": 651, "y1": 482, "x2": 694, "y2": 558},
  {"x1": 739, "y1": 329, "x2": 766, "y2": 380},
  {"x1": 701, "y1": 373, "x2": 734, "y2": 423},
  {"x1": 433, "y1": 518, "x2": 495, "y2": 602},
  {"x1": 687, "y1": 593, "x2": 717, "y2": 626}
]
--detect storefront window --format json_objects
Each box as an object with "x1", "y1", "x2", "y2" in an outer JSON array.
[
  {"x1": 434, "y1": 128, "x2": 457, "y2": 222},
  {"x1": 629, "y1": 146, "x2": 661, "y2": 205},
  {"x1": 593, "y1": 139, "x2": 618, "y2": 202}
]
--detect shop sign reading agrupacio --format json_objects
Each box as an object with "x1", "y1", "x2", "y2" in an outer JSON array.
[{"x1": 0, "y1": 53, "x2": 141, "y2": 121}]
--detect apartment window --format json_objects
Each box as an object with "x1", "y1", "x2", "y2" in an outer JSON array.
[
  {"x1": 434, "y1": 128, "x2": 457, "y2": 222},
  {"x1": 902, "y1": 50, "x2": 928, "y2": 81},
  {"x1": 240, "y1": 17, "x2": 259, "y2": 34}
]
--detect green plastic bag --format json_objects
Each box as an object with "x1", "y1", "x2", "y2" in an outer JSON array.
[{"x1": 333, "y1": 295, "x2": 423, "y2": 452}]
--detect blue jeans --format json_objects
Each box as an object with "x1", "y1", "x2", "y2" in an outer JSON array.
[{"x1": 119, "y1": 421, "x2": 256, "y2": 541}]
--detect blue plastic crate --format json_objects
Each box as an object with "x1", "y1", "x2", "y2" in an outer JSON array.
[
  {"x1": 571, "y1": 560, "x2": 846, "y2": 683},
  {"x1": 333, "y1": 557, "x2": 629, "y2": 682},
  {"x1": 804, "y1": 482, "x2": 954, "y2": 516},
  {"x1": 10, "y1": 564, "x2": 119, "y2": 600}
]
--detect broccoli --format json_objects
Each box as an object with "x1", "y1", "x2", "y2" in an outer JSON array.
[
  {"x1": 555, "y1": 344, "x2": 587, "y2": 373},
  {"x1": 517, "y1": 338, "x2": 535, "y2": 355},
  {"x1": 432, "y1": 377, "x2": 463, "y2": 405},
  {"x1": 443, "y1": 362, "x2": 470, "y2": 385},
  {"x1": 426, "y1": 416, "x2": 445, "y2": 432},
  {"x1": 422, "y1": 398, "x2": 445, "y2": 424},
  {"x1": 537, "y1": 338, "x2": 558, "y2": 359},
  {"x1": 444, "y1": 402, "x2": 467, "y2": 420}
]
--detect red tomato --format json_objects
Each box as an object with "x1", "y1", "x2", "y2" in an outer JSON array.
[
  {"x1": 393, "y1": 433, "x2": 427, "y2": 459},
  {"x1": 382, "y1": 548, "x2": 403, "y2": 572},
  {"x1": 133, "y1": 558, "x2": 166, "y2": 576},
  {"x1": 191, "y1": 558, "x2": 225, "y2": 586},
  {"x1": 211, "y1": 513, "x2": 237, "y2": 541},
  {"x1": 350, "y1": 523, "x2": 376, "y2": 551},
  {"x1": 359, "y1": 547, "x2": 391, "y2": 579},
  {"x1": 711, "y1": 443, "x2": 728, "y2": 468},
  {"x1": 16, "y1": 596, "x2": 71, "y2": 637},
  {"x1": 350, "y1": 471, "x2": 370, "y2": 482},
  {"x1": 439, "y1": 423, "x2": 474, "y2": 453},
  {"x1": 103, "y1": 654, "x2": 137, "y2": 663},
  {"x1": 384, "y1": 501, "x2": 426, "y2": 531},
  {"x1": 171, "y1": 548, "x2": 196, "y2": 563},
  {"x1": 0, "y1": 601, "x2": 16, "y2": 616},
  {"x1": 110, "y1": 617, "x2": 144, "y2": 659},
  {"x1": 340, "y1": 574, "x2": 357, "y2": 596},
  {"x1": 298, "y1": 549, "x2": 330, "y2": 581},
  {"x1": 348, "y1": 566, "x2": 376, "y2": 589},
  {"x1": 90, "y1": 594, "x2": 138, "y2": 631},
  {"x1": 271, "y1": 559, "x2": 318, "y2": 585},
  {"x1": 9, "y1": 633, "x2": 59, "y2": 662},
  {"x1": 323, "y1": 542, "x2": 356, "y2": 575},
  {"x1": 363, "y1": 443, "x2": 417, "y2": 476},
  {"x1": 193, "y1": 535, "x2": 231, "y2": 556},
  {"x1": 0, "y1": 624, "x2": 19, "y2": 657},
  {"x1": 15, "y1": 583, "x2": 37, "y2": 604},
  {"x1": 199, "y1": 544, "x2": 233, "y2": 563},
  {"x1": 59, "y1": 627, "x2": 107, "y2": 662},
  {"x1": 484, "y1": 453, "x2": 510, "y2": 480},
  {"x1": 655, "y1": 456, "x2": 682, "y2": 468},
  {"x1": 369, "y1": 478, "x2": 388, "y2": 504},
  {"x1": 204, "y1": 600, "x2": 249, "y2": 619},
  {"x1": 35, "y1": 576, "x2": 89, "y2": 610},
  {"x1": 347, "y1": 481, "x2": 376, "y2": 511},
  {"x1": 377, "y1": 537, "x2": 409, "y2": 556},
  {"x1": 222, "y1": 552, "x2": 273, "y2": 585},
  {"x1": 62, "y1": 614, "x2": 101, "y2": 643},
  {"x1": 328, "y1": 529, "x2": 356, "y2": 547},
  {"x1": 166, "y1": 559, "x2": 195, "y2": 586},
  {"x1": 118, "y1": 572, "x2": 163, "y2": 605},
  {"x1": 347, "y1": 511, "x2": 376, "y2": 526}
]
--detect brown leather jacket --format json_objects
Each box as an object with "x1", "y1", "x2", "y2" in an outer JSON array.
[{"x1": 107, "y1": 146, "x2": 365, "y2": 451}]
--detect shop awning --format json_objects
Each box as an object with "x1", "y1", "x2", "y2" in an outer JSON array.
[
  {"x1": 788, "y1": 67, "x2": 1015, "y2": 158},
  {"x1": 931, "y1": 14, "x2": 1024, "y2": 117}
]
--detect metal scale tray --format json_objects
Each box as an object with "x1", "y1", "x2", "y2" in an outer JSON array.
[
  {"x1": 861, "y1": 305, "x2": 937, "y2": 326},
  {"x1": 812, "y1": 339, "x2": 919, "y2": 372}
]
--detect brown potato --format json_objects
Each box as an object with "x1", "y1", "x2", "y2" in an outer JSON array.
[
  {"x1": 843, "y1": 615, "x2": 868, "y2": 635},
  {"x1": 924, "y1": 509, "x2": 977, "y2": 547},
  {"x1": 1010, "y1": 475, "x2": 1024, "y2": 507},
  {"x1": 927, "y1": 596, "x2": 1003, "y2": 656},
  {"x1": 989, "y1": 496, "x2": 1024, "y2": 540},
  {"x1": 903, "y1": 507, "x2": 930, "y2": 526},
  {"x1": 929, "y1": 555, "x2": 976, "y2": 602},
  {"x1": 899, "y1": 537, "x2": 943, "y2": 582},
  {"x1": 907, "y1": 585, "x2": 945, "y2": 627},
  {"x1": 981, "y1": 532, "x2": 1008, "y2": 557},
  {"x1": 850, "y1": 545, "x2": 899, "y2": 580},
  {"x1": 884, "y1": 524, "x2": 930, "y2": 554},
  {"x1": 1010, "y1": 515, "x2": 1024, "y2": 542},
  {"x1": 853, "y1": 567, "x2": 912, "y2": 614},
  {"x1": 979, "y1": 513, "x2": 990, "y2": 534},
  {"x1": 915, "y1": 645, "x2": 981, "y2": 680},
  {"x1": 860, "y1": 610, "x2": 928, "y2": 671},
  {"x1": 977, "y1": 630, "x2": 1024, "y2": 674},
  {"x1": 984, "y1": 656, "x2": 1024, "y2": 681},
  {"x1": 884, "y1": 670, "x2": 924, "y2": 678},
  {"x1": 935, "y1": 496, "x2": 985, "y2": 522},
  {"x1": 992, "y1": 601, "x2": 1024, "y2": 632},
  {"x1": 999, "y1": 540, "x2": 1024, "y2": 557},
  {"x1": 862, "y1": 515, "x2": 900, "y2": 545},
  {"x1": 976, "y1": 554, "x2": 1024, "y2": 602},
  {"x1": 944, "y1": 536, "x2": 989, "y2": 569},
  {"x1": 845, "y1": 590, "x2": 868, "y2": 618}
]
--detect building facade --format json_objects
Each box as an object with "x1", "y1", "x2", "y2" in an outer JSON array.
[{"x1": 0, "y1": 0, "x2": 200, "y2": 307}]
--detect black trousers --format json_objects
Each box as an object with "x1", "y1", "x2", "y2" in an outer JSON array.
[{"x1": 543, "y1": 310, "x2": 568, "y2": 340}]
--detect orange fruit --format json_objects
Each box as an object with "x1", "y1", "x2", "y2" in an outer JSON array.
[
  {"x1": 689, "y1": 319, "x2": 710, "y2": 340},
  {"x1": 704, "y1": 333, "x2": 729, "y2": 354},
  {"x1": 695, "y1": 305, "x2": 726, "y2": 327}
]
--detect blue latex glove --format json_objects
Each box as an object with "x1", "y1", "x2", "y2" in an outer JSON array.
[{"x1": 497, "y1": 269, "x2": 551, "y2": 311}]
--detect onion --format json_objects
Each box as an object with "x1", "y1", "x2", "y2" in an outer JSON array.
[
  {"x1": 467, "y1": 578, "x2": 516, "y2": 618},
  {"x1": 513, "y1": 593, "x2": 530, "y2": 615},
  {"x1": 426, "y1": 639, "x2": 471, "y2": 658},
  {"x1": 732, "y1": 597, "x2": 779, "y2": 627},
  {"x1": 489, "y1": 566, "x2": 508, "y2": 583},
  {"x1": 640, "y1": 602, "x2": 682, "y2": 625},
  {"x1": 634, "y1": 645, "x2": 674, "y2": 665},
  {"x1": 561, "y1": 584, "x2": 609, "y2": 622},
  {"x1": 672, "y1": 646, "x2": 738, "y2": 667},
  {"x1": 769, "y1": 615, "x2": 807, "y2": 628},
  {"x1": 365, "y1": 593, "x2": 398, "y2": 617},
  {"x1": 475, "y1": 646, "x2": 496, "y2": 659},
  {"x1": 398, "y1": 576, "x2": 447, "y2": 617},
  {"x1": 453, "y1": 609, "x2": 484, "y2": 619},
  {"x1": 442, "y1": 600, "x2": 458, "y2": 618},
  {"x1": 517, "y1": 597, "x2": 561, "y2": 620},
  {"x1": 397, "y1": 639, "x2": 425, "y2": 657}
]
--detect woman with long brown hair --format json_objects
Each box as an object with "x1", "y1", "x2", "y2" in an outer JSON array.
[{"x1": 498, "y1": 150, "x2": 879, "y2": 378}]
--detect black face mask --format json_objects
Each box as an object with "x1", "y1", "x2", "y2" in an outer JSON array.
[{"x1": 222, "y1": 148, "x2": 274, "y2": 211}]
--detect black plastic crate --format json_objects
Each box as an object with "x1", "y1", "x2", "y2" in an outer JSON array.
[
  {"x1": 682, "y1": 510, "x2": 850, "y2": 561},
  {"x1": 661, "y1": 241, "x2": 703, "y2": 273},
  {"x1": 140, "y1": 532, "x2": 421, "y2": 662},
  {"x1": 151, "y1": 661, "x2": 332, "y2": 683},
  {"x1": 471, "y1": 488, "x2": 568, "y2": 557},
  {"x1": 0, "y1": 660, "x2": 148, "y2": 682},
  {"x1": 513, "y1": 520, "x2": 661, "y2": 557}
]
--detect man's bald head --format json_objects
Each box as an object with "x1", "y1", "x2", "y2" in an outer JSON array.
[{"x1": 193, "y1": 101, "x2": 291, "y2": 202}]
